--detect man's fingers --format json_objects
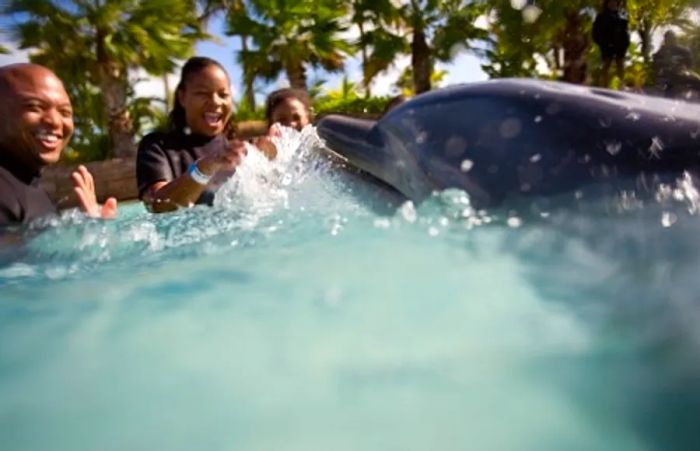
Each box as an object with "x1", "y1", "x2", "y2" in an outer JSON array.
[
  {"x1": 101, "y1": 198, "x2": 118, "y2": 219},
  {"x1": 74, "y1": 186, "x2": 97, "y2": 217},
  {"x1": 72, "y1": 170, "x2": 96, "y2": 204},
  {"x1": 78, "y1": 165, "x2": 94, "y2": 193}
]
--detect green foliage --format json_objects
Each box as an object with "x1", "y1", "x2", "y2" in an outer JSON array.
[
  {"x1": 234, "y1": 98, "x2": 266, "y2": 122},
  {"x1": 354, "y1": 0, "x2": 486, "y2": 93},
  {"x1": 481, "y1": 0, "x2": 698, "y2": 86},
  {"x1": 395, "y1": 66, "x2": 446, "y2": 96},
  {"x1": 312, "y1": 75, "x2": 391, "y2": 117},
  {"x1": 314, "y1": 95, "x2": 392, "y2": 118},
  {"x1": 226, "y1": 0, "x2": 354, "y2": 90}
]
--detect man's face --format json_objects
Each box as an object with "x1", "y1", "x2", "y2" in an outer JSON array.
[{"x1": 0, "y1": 65, "x2": 74, "y2": 168}]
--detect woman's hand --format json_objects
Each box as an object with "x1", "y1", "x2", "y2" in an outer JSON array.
[
  {"x1": 71, "y1": 165, "x2": 118, "y2": 219},
  {"x1": 197, "y1": 137, "x2": 248, "y2": 175}
]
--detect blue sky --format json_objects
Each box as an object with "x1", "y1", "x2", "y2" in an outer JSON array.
[
  {"x1": 0, "y1": 13, "x2": 487, "y2": 104},
  {"x1": 193, "y1": 15, "x2": 487, "y2": 101}
]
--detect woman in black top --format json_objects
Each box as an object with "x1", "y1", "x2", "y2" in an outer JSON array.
[
  {"x1": 137, "y1": 57, "x2": 247, "y2": 213},
  {"x1": 592, "y1": 0, "x2": 630, "y2": 88}
]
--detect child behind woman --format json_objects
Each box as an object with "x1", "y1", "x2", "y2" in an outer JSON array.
[{"x1": 254, "y1": 88, "x2": 313, "y2": 160}]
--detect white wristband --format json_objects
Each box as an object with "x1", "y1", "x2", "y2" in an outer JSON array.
[{"x1": 187, "y1": 161, "x2": 211, "y2": 185}]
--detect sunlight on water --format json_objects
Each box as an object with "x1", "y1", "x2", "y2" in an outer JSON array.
[{"x1": 1, "y1": 126, "x2": 699, "y2": 451}]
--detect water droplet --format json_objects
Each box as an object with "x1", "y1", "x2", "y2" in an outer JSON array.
[
  {"x1": 575, "y1": 190, "x2": 584, "y2": 200},
  {"x1": 604, "y1": 141, "x2": 622, "y2": 156},
  {"x1": 522, "y1": 5, "x2": 542, "y2": 23},
  {"x1": 507, "y1": 217, "x2": 522, "y2": 228},
  {"x1": 539, "y1": 211, "x2": 550, "y2": 218},
  {"x1": 534, "y1": 115, "x2": 543, "y2": 123},
  {"x1": 438, "y1": 217, "x2": 449, "y2": 227},
  {"x1": 460, "y1": 159, "x2": 474, "y2": 172},
  {"x1": 445, "y1": 136, "x2": 468, "y2": 157},
  {"x1": 373, "y1": 218, "x2": 391, "y2": 229},
  {"x1": 648, "y1": 136, "x2": 664, "y2": 159},
  {"x1": 499, "y1": 118, "x2": 522, "y2": 139},
  {"x1": 625, "y1": 111, "x2": 641, "y2": 121},
  {"x1": 598, "y1": 117, "x2": 612, "y2": 128},
  {"x1": 428, "y1": 226, "x2": 440, "y2": 237},
  {"x1": 416, "y1": 131, "x2": 428, "y2": 144},
  {"x1": 546, "y1": 103, "x2": 561, "y2": 115},
  {"x1": 400, "y1": 201, "x2": 417, "y2": 223},
  {"x1": 529, "y1": 153, "x2": 542, "y2": 163},
  {"x1": 661, "y1": 211, "x2": 677, "y2": 228}
]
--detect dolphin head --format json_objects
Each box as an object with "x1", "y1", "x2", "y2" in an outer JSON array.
[{"x1": 317, "y1": 80, "x2": 700, "y2": 207}]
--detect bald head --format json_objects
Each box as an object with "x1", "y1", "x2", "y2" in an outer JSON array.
[{"x1": 0, "y1": 63, "x2": 73, "y2": 169}]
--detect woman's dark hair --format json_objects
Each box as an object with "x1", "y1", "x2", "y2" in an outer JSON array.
[
  {"x1": 168, "y1": 56, "x2": 233, "y2": 134},
  {"x1": 264, "y1": 88, "x2": 313, "y2": 126}
]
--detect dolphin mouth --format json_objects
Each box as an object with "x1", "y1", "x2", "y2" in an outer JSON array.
[
  {"x1": 316, "y1": 114, "x2": 435, "y2": 201},
  {"x1": 316, "y1": 115, "x2": 383, "y2": 171}
]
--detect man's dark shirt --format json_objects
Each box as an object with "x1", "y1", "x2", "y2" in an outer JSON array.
[
  {"x1": 136, "y1": 130, "x2": 219, "y2": 206},
  {"x1": 592, "y1": 10, "x2": 630, "y2": 57},
  {"x1": 0, "y1": 152, "x2": 56, "y2": 227}
]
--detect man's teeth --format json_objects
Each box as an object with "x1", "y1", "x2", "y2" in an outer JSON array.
[{"x1": 36, "y1": 132, "x2": 59, "y2": 143}]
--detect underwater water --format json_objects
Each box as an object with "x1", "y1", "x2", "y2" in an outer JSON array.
[{"x1": 1, "y1": 127, "x2": 699, "y2": 451}]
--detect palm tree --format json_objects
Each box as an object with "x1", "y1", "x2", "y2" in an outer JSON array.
[
  {"x1": 351, "y1": 0, "x2": 404, "y2": 96},
  {"x1": 5, "y1": 0, "x2": 205, "y2": 158},
  {"x1": 482, "y1": 1, "x2": 595, "y2": 83},
  {"x1": 356, "y1": 0, "x2": 486, "y2": 94},
  {"x1": 225, "y1": 0, "x2": 354, "y2": 91}
]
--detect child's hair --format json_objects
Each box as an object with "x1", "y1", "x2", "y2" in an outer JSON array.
[
  {"x1": 264, "y1": 88, "x2": 312, "y2": 126},
  {"x1": 168, "y1": 56, "x2": 233, "y2": 135}
]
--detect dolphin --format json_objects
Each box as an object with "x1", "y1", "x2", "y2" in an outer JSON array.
[{"x1": 316, "y1": 79, "x2": 700, "y2": 207}]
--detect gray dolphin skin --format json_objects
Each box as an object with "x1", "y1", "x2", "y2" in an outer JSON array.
[{"x1": 316, "y1": 79, "x2": 700, "y2": 206}]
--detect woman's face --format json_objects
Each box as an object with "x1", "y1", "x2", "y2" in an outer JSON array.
[
  {"x1": 178, "y1": 65, "x2": 233, "y2": 136},
  {"x1": 270, "y1": 97, "x2": 310, "y2": 131}
]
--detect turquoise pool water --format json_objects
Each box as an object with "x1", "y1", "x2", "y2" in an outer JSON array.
[{"x1": 1, "y1": 128, "x2": 699, "y2": 450}]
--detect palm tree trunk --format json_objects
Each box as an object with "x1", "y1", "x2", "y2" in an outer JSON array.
[
  {"x1": 412, "y1": 26, "x2": 431, "y2": 94},
  {"x1": 639, "y1": 22, "x2": 652, "y2": 66},
  {"x1": 358, "y1": 20, "x2": 371, "y2": 97},
  {"x1": 241, "y1": 35, "x2": 256, "y2": 109},
  {"x1": 98, "y1": 60, "x2": 135, "y2": 158},
  {"x1": 96, "y1": 28, "x2": 134, "y2": 159},
  {"x1": 561, "y1": 11, "x2": 589, "y2": 85},
  {"x1": 285, "y1": 61, "x2": 307, "y2": 91}
]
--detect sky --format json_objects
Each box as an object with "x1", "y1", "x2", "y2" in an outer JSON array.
[{"x1": 0, "y1": 13, "x2": 487, "y2": 105}]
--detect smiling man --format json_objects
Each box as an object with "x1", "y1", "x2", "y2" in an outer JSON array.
[{"x1": 0, "y1": 63, "x2": 117, "y2": 227}]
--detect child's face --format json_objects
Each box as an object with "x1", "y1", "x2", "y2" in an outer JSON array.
[{"x1": 270, "y1": 97, "x2": 310, "y2": 131}]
